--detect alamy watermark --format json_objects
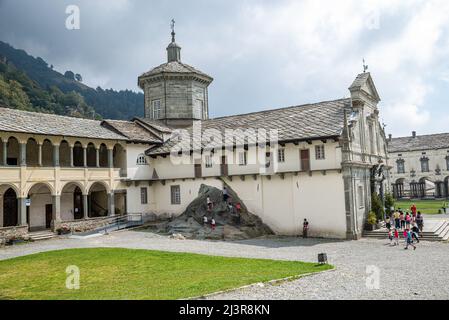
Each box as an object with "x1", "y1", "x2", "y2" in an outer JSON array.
[
  {"x1": 66, "y1": 265, "x2": 80, "y2": 290},
  {"x1": 365, "y1": 265, "x2": 380, "y2": 290},
  {"x1": 65, "y1": 5, "x2": 80, "y2": 30},
  {"x1": 168, "y1": 122, "x2": 280, "y2": 175}
]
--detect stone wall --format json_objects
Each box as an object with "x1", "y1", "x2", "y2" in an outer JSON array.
[
  {"x1": 0, "y1": 226, "x2": 29, "y2": 244},
  {"x1": 55, "y1": 217, "x2": 116, "y2": 233}
]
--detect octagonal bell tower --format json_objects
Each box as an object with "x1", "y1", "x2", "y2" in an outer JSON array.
[{"x1": 138, "y1": 22, "x2": 213, "y2": 128}]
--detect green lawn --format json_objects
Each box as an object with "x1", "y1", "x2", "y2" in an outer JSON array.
[
  {"x1": 395, "y1": 200, "x2": 449, "y2": 215},
  {"x1": 0, "y1": 248, "x2": 332, "y2": 300}
]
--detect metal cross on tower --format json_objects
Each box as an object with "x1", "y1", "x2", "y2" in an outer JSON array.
[
  {"x1": 363, "y1": 59, "x2": 369, "y2": 73},
  {"x1": 170, "y1": 19, "x2": 176, "y2": 42}
]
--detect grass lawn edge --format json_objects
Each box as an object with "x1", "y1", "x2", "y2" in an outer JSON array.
[{"x1": 185, "y1": 266, "x2": 336, "y2": 300}]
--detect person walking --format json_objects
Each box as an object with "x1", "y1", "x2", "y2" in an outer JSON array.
[
  {"x1": 393, "y1": 228, "x2": 400, "y2": 246},
  {"x1": 411, "y1": 204, "x2": 417, "y2": 219},
  {"x1": 411, "y1": 223, "x2": 420, "y2": 243},
  {"x1": 416, "y1": 212, "x2": 424, "y2": 233},
  {"x1": 394, "y1": 210, "x2": 401, "y2": 230},
  {"x1": 203, "y1": 215, "x2": 208, "y2": 227},
  {"x1": 211, "y1": 218, "x2": 216, "y2": 231},
  {"x1": 385, "y1": 215, "x2": 391, "y2": 231},
  {"x1": 405, "y1": 213, "x2": 412, "y2": 229},
  {"x1": 405, "y1": 229, "x2": 417, "y2": 250},
  {"x1": 388, "y1": 229, "x2": 393, "y2": 246},
  {"x1": 400, "y1": 211, "x2": 405, "y2": 230},
  {"x1": 303, "y1": 219, "x2": 309, "y2": 238}
]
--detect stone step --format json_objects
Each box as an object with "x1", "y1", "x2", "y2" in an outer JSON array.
[{"x1": 29, "y1": 231, "x2": 57, "y2": 241}]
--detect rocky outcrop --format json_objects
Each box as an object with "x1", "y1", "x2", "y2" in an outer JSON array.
[{"x1": 157, "y1": 183, "x2": 273, "y2": 240}]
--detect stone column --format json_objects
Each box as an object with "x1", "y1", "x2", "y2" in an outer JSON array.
[
  {"x1": 2, "y1": 140, "x2": 7, "y2": 165},
  {"x1": 52, "y1": 195, "x2": 61, "y2": 230},
  {"x1": 108, "y1": 192, "x2": 115, "y2": 216},
  {"x1": 38, "y1": 143, "x2": 42, "y2": 167},
  {"x1": 19, "y1": 142, "x2": 26, "y2": 166},
  {"x1": 96, "y1": 148, "x2": 100, "y2": 168},
  {"x1": 83, "y1": 194, "x2": 89, "y2": 219},
  {"x1": 70, "y1": 146, "x2": 74, "y2": 167},
  {"x1": 83, "y1": 146, "x2": 87, "y2": 167},
  {"x1": 18, "y1": 198, "x2": 27, "y2": 226},
  {"x1": 53, "y1": 145, "x2": 60, "y2": 167},
  {"x1": 108, "y1": 148, "x2": 114, "y2": 168}
]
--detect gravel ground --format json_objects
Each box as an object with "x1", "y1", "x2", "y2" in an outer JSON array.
[{"x1": 1, "y1": 230, "x2": 448, "y2": 300}]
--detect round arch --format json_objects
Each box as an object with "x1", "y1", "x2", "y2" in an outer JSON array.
[
  {"x1": 27, "y1": 182, "x2": 54, "y2": 230},
  {"x1": 88, "y1": 182, "x2": 110, "y2": 218},
  {"x1": 60, "y1": 181, "x2": 87, "y2": 195},
  {"x1": 25, "y1": 182, "x2": 56, "y2": 197},
  {"x1": 87, "y1": 181, "x2": 110, "y2": 194}
]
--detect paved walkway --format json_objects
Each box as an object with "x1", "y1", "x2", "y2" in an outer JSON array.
[{"x1": 1, "y1": 230, "x2": 448, "y2": 300}]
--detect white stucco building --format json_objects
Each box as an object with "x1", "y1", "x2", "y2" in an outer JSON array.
[{"x1": 0, "y1": 29, "x2": 390, "y2": 240}]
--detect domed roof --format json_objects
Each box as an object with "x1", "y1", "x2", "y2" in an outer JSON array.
[{"x1": 138, "y1": 61, "x2": 213, "y2": 88}]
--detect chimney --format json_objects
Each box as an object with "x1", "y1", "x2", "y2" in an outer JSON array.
[
  {"x1": 388, "y1": 134, "x2": 392, "y2": 142},
  {"x1": 412, "y1": 131, "x2": 417, "y2": 138}
]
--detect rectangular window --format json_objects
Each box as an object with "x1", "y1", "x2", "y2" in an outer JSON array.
[
  {"x1": 238, "y1": 151, "x2": 247, "y2": 166},
  {"x1": 171, "y1": 185, "x2": 181, "y2": 205},
  {"x1": 278, "y1": 148, "x2": 285, "y2": 163},
  {"x1": 421, "y1": 159, "x2": 430, "y2": 173},
  {"x1": 358, "y1": 186, "x2": 364, "y2": 209},
  {"x1": 205, "y1": 155, "x2": 213, "y2": 168},
  {"x1": 447, "y1": 157, "x2": 449, "y2": 171},
  {"x1": 315, "y1": 145, "x2": 325, "y2": 160},
  {"x1": 152, "y1": 99, "x2": 161, "y2": 119},
  {"x1": 397, "y1": 161, "x2": 405, "y2": 174},
  {"x1": 140, "y1": 187, "x2": 148, "y2": 205}
]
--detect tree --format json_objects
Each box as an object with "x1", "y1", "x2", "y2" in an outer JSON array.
[
  {"x1": 384, "y1": 193, "x2": 395, "y2": 216},
  {"x1": 371, "y1": 192, "x2": 385, "y2": 221},
  {"x1": 64, "y1": 71, "x2": 75, "y2": 80}
]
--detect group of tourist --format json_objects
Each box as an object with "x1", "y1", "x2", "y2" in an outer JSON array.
[
  {"x1": 203, "y1": 186, "x2": 242, "y2": 231},
  {"x1": 385, "y1": 204, "x2": 424, "y2": 250}
]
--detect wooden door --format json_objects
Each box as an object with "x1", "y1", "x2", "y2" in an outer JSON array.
[
  {"x1": 220, "y1": 156, "x2": 228, "y2": 176},
  {"x1": 194, "y1": 162, "x2": 202, "y2": 178},
  {"x1": 300, "y1": 149, "x2": 310, "y2": 172},
  {"x1": 45, "y1": 204, "x2": 53, "y2": 229},
  {"x1": 73, "y1": 187, "x2": 83, "y2": 220},
  {"x1": 3, "y1": 188, "x2": 18, "y2": 227}
]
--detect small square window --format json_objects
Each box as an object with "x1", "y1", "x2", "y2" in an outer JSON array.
[{"x1": 315, "y1": 145, "x2": 325, "y2": 160}]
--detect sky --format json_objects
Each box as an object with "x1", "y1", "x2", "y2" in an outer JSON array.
[{"x1": 0, "y1": 0, "x2": 448, "y2": 137}]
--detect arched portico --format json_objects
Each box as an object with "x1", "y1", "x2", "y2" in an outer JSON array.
[
  {"x1": 0, "y1": 184, "x2": 19, "y2": 227},
  {"x1": 61, "y1": 182, "x2": 87, "y2": 221},
  {"x1": 27, "y1": 183, "x2": 55, "y2": 231},
  {"x1": 88, "y1": 182, "x2": 110, "y2": 217}
]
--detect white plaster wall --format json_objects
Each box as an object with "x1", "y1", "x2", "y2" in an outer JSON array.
[
  {"x1": 29, "y1": 193, "x2": 52, "y2": 229},
  {"x1": 143, "y1": 172, "x2": 347, "y2": 239},
  {"x1": 126, "y1": 144, "x2": 153, "y2": 180},
  {"x1": 61, "y1": 192, "x2": 74, "y2": 221},
  {"x1": 228, "y1": 172, "x2": 346, "y2": 238}
]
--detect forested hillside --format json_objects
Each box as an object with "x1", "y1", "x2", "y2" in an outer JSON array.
[{"x1": 0, "y1": 41, "x2": 144, "y2": 120}]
